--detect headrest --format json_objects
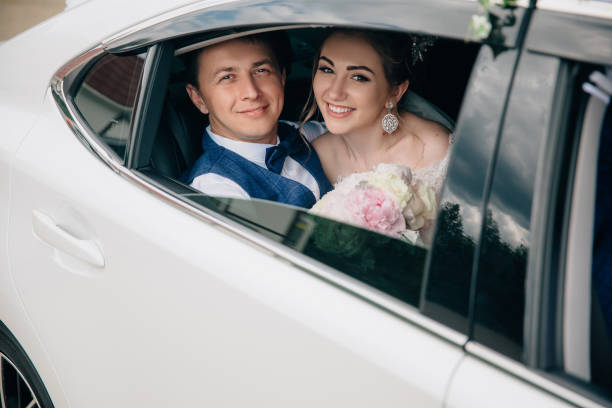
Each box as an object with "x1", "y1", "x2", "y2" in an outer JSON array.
[{"x1": 401, "y1": 90, "x2": 456, "y2": 134}]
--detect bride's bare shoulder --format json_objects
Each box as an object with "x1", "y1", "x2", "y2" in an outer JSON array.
[
  {"x1": 402, "y1": 112, "x2": 450, "y2": 161},
  {"x1": 424, "y1": 123, "x2": 450, "y2": 161},
  {"x1": 312, "y1": 132, "x2": 343, "y2": 183},
  {"x1": 312, "y1": 131, "x2": 341, "y2": 154}
]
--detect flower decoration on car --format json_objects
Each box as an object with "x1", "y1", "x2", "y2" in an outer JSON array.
[
  {"x1": 468, "y1": 0, "x2": 517, "y2": 42},
  {"x1": 310, "y1": 163, "x2": 436, "y2": 243}
]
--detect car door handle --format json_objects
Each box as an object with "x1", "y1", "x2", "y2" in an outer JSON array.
[{"x1": 32, "y1": 210, "x2": 105, "y2": 268}]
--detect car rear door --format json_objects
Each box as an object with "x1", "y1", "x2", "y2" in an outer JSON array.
[{"x1": 445, "y1": 2, "x2": 612, "y2": 407}]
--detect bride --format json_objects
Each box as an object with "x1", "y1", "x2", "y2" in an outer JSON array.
[{"x1": 302, "y1": 29, "x2": 453, "y2": 241}]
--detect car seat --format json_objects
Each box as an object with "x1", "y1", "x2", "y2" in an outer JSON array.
[{"x1": 151, "y1": 82, "x2": 207, "y2": 179}]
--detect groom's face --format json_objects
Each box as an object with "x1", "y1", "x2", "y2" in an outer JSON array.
[{"x1": 186, "y1": 39, "x2": 286, "y2": 144}]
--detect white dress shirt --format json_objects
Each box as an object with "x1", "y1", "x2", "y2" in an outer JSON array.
[{"x1": 190, "y1": 121, "x2": 327, "y2": 199}]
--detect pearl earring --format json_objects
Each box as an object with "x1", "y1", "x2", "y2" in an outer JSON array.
[{"x1": 382, "y1": 102, "x2": 399, "y2": 134}]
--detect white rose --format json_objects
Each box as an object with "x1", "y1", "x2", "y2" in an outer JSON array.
[
  {"x1": 416, "y1": 183, "x2": 437, "y2": 220},
  {"x1": 469, "y1": 14, "x2": 492, "y2": 41}
]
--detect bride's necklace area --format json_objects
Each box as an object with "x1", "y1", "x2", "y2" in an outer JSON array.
[
  {"x1": 339, "y1": 119, "x2": 427, "y2": 173},
  {"x1": 342, "y1": 134, "x2": 394, "y2": 173},
  {"x1": 362, "y1": 129, "x2": 427, "y2": 171}
]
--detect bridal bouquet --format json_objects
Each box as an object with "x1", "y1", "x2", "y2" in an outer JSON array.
[{"x1": 310, "y1": 163, "x2": 437, "y2": 242}]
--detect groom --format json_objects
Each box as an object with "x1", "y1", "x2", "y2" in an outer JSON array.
[{"x1": 183, "y1": 32, "x2": 331, "y2": 208}]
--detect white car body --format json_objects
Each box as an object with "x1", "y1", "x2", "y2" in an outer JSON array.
[{"x1": 0, "y1": 0, "x2": 610, "y2": 406}]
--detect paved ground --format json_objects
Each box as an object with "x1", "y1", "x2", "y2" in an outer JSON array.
[{"x1": 0, "y1": 0, "x2": 64, "y2": 42}]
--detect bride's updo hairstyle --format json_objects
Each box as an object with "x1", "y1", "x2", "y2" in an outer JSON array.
[{"x1": 299, "y1": 28, "x2": 424, "y2": 135}]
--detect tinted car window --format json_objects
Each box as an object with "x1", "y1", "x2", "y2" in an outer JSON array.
[
  {"x1": 472, "y1": 52, "x2": 560, "y2": 360},
  {"x1": 74, "y1": 53, "x2": 146, "y2": 161},
  {"x1": 423, "y1": 47, "x2": 520, "y2": 334}
]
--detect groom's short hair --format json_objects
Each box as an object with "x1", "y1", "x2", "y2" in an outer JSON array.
[{"x1": 184, "y1": 31, "x2": 293, "y2": 89}]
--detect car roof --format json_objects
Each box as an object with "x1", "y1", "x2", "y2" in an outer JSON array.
[{"x1": 537, "y1": 0, "x2": 612, "y2": 18}]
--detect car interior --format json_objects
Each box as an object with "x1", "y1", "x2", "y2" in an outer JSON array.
[{"x1": 146, "y1": 26, "x2": 480, "y2": 191}]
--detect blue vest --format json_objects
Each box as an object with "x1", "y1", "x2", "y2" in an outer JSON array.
[{"x1": 184, "y1": 122, "x2": 332, "y2": 208}]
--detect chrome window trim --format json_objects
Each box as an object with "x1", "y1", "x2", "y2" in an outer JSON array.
[
  {"x1": 51, "y1": 39, "x2": 468, "y2": 350},
  {"x1": 51, "y1": 44, "x2": 125, "y2": 171},
  {"x1": 466, "y1": 342, "x2": 609, "y2": 408},
  {"x1": 563, "y1": 92, "x2": 607, "y2": 381}
]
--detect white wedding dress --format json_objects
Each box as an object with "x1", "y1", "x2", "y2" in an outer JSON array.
[
  {"x1": 413, "y1": 152, "x2": 450, "y2": 198},
  {"x1": 310, "y1": 135, "x2": 453, "y2": 246},
  {"x1": 410, "y1": 150, "x2": 451, "y2": 244}
]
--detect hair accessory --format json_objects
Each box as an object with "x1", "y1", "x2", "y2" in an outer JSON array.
[
  {"x1": 410, "y1": 35, "x2": 435, "y2": 66},
  {"x1": 382, "y1": 102, "x2": 399, "y2": 134}
]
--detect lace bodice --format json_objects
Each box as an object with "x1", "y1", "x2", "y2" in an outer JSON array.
[
  {"x1": 411, "y1": 135, "x2": 453, "y2": 244},
  {"x1": 314, "y1": 134, "x2": 453, "y2": 246},
  {"x1": 413, "y1": 152, "x2": 450, "y2": 197},
  {"x1": 414, "y1": 132, "x2": 454, "y2": 194}
]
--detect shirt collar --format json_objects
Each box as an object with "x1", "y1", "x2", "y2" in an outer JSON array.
[{"x1": 206, "y1": 126, "x2": 279, "y2": 167}]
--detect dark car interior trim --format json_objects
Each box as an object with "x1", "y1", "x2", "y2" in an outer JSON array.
[
  {"x1": 128, "y1": 43, "x2": 174, "y2": 169},
  {"x1": 524, "y1": 60, "x2": 578, "y2": 369}
]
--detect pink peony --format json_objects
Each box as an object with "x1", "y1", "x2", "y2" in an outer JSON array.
[{"x1": 344, "y1": 187, "x2": 406, "y2": 236}]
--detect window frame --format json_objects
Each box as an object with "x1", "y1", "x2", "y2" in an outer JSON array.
[{"x1": 64, "y1": 50, "x2": 148, "y2": 165}]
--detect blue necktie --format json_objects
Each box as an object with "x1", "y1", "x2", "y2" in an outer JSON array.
[{"x1": 265, "y1": 124, "x2": 301, "y2": 174}]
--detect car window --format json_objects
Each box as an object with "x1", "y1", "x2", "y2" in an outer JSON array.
[
  {"x1": 472, "y1": 52, "x2": 561, "y2": 361},
  {"x1": 147, "y1": 27, "x2": 481, "y2": 313},
  {"x1": 422, "y1": 46, "x2": 520, "y2": 334},
  {"x1": 73, "y1": 53, "x2": 147, "y2": 162}
]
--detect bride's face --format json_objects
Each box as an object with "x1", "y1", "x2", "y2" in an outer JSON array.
[{"x1": 313, "y1": 33, "x2": 392, "y2": 136}]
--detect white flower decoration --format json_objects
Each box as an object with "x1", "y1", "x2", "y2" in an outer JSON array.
[{"x1": 469, "y1": 14, "x2": 492, "y2": 41}]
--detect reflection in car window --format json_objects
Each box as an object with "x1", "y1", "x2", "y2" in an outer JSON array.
[
  {"x1": 74, "y1": 53, "x2": 146, "y2": 161},
  {"x1": 187, "y1": 195, "x2": 427, "y2": 306},
  {"x1": 473, "y1": 53, "x2": 559, "y2": 361},
  {"x1": 423, "y1": 47, "x2": 518, "y2": 335}
]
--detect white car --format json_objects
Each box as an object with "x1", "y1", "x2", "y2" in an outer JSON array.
[{"x1": 1, "y1": 0, "x2": 611, "y2": 406}]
